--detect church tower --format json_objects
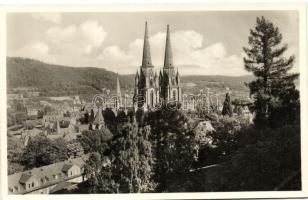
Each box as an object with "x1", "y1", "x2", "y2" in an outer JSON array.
[
  {"x1": 160, "y1": 25, "x2": 182, "y2": 103},
  {"x1": 134, "y1": 22, "x2": 160, "y2": 111},
  {"x1": 115, "y1": 74, "x2": 122, "y2": 110}
]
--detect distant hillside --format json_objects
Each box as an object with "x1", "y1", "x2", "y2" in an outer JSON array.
[
  {"x1": 121, "y1": 74, "x2": 254, "y2": 100},
  {"x1": 7, "y1": 57, "x2": 134, "y2": 97},
  {"x1": 7, "y1": 57, "x2": 275, "y2": 100}
]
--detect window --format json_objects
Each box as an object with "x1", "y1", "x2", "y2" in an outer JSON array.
[
  {"x1": 28, "y1": 184, "x2": 31, "y2": 188},
  {"x1": 32, "y1": 182, "x2": 34, "y2": 187},
  {"x1": 150, "y1": 91, "x2": 154, "y2": 107},
  {"x1": 71, "y1": 171, "x2": 73, "y2": 176},
  {"x1": 172, "y1": 90, "x2": 177, "y2": 101},
  {"x1": 41, "y1": 178, "x2": 44, "y2": 183}
]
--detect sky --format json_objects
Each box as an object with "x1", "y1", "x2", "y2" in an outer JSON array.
[{"x1": 7, "y1": 11, "x2": 299, "y2": 76}]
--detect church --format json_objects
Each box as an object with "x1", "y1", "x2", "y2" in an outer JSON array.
[{"x1": 133, "y1": 22, "x2": 182, "y2": 111}]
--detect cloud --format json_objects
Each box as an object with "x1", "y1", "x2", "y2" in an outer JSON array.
[
  {"x1": 11, "y1": 26, "x2": 247, "y2": 76},
  {"x1": 13, "y1": 41, "x2": 49, "y2": 56},
  {"x1": 96, "y1": 30, "x2": 247, "y2": 75},
  {"x1": 9, "y1": 41, "x2": 55, "y2": 64},
  {"x1": 45, "y1": 20, "x2": 107, "y2": 56},
  {"x1": 32, "y1": 41, "x2": 49, "y2": 54},
  {"x1": 80, "y1": 20, "x2": 106, "y2": 47},
  {"x1": 32, "y1": 13, "x2": 62, "y2": 24},
  {"x1": 46, "y1": 25, "x2": 77, "y2": 42}
]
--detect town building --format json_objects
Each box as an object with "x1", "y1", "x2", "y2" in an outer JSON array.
[
  {"x1": 8, "y1": 156, "x2": 88, "y2": 194},
  {"x1": 133, "y1": 22, "x2": 182, "y2": 111}
]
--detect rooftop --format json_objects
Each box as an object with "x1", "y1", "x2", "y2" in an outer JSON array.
[{"x1": 8, "y1": 155, "x2": 88, "y2": 194}]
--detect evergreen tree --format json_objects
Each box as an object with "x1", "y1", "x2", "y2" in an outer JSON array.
[
  {"x1": 94, "y1": 164, "x2": 119, "y2": 193},
  {"x1": 86, "y1": 152, "x2": 102, "y2": 176},
  {"x1": 147, "y1": 107, "x2": 197, "y2": 192},
  {"x1": 243, "y1": 16, "x2": 299, "y2": 127},
  {"x1": 111, "y1": 122, "x2": 155, "y2": 193},
  {"x1": 84, "y1": 152, "x2": 119, "y2": 193},
  {"x1": 222, "y1": 93, "x2": 233, "y2": 116},
  {"x1": 136, "y1": 125, "x2": 156, "y2": 192}
]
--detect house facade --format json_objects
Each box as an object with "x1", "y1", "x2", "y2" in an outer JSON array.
[{"x1": 8, "y1": 156, "x2": 87, "y2": 195}]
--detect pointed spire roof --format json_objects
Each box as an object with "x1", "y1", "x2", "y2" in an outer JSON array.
[
  {"x1": 116, "y1": 74, "x2": 122, "y2": 105},
  {"x1": 135, "y1": 70, "x2": 139, "y2": 79},
  {"x1": 93, "y1": 108, "x2": 105, "y2": 125},
  {"x1": 159, "y1": 69, "x2": 163, "y2": 77},
  {"x1": 164, "y1": 24, "x2": 174, "y2": 68},
  {"x1": 116, "y1": 74, "x2": 121, "y2": 97},
  {"x1": 142, "y1": 21, "x2": 152, "y2": 68}
]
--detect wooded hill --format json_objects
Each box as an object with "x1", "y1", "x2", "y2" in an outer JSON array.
[{"x1": 7, "y1": 57, "x2": 257, "y2": 98}]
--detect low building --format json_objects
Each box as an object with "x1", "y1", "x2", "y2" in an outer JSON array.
[
  {"x1": 8, "y1": 156, "x2": 87, "y2": 195},
  {"x1": 7, "y1": 94, "x2": 24, "y2": 101}
]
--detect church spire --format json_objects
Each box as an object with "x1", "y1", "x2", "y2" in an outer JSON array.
[
  {"x1": 142, "y1": 21, "x2": 152, "y2": 67},
  {"x1": 116, "y1": 74, "x2": 122, "y2": 106},
  {"x1": 163, "y1": 24, "x2": 174, "y2": 68}
]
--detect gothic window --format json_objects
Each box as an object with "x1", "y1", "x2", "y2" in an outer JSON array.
[
  {"x1": 172, "y1": 90, "x2": 177, "y2": 101},
  {"x1": 150, "y1": 90, "x2": 154, "y2": 107}
]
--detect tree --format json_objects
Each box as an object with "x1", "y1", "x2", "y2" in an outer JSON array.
[
  {"x1": 135, "y1": 125, "x2": 156, "y2": 192},
  {"x1": 243, "y1": 16, "x2": 299, "y2": 127},
  {"x1": 43, "y1": 105, "x2": 54, "y2": 115},
  {"x1": 147, "y1": 107, "x2": 197, "y2": 192},
  {"x1": 63, "y1": 110, "x2": 71, "y2": 118},
  {"x1": 111, "y1": 122, "x2": 155, "y2": 193},
  {"x1": 222, "y1": 93, "x2": 233, "y2": 116},
  {"x1": 85, "y1": 152, "x2": 102, "y2": 177},
  {"x1": 7, "y1": 136, "x2": 25, "y2": 174},
  {"x1": 77, "y1": 128, "x2": 113, "y2": 155},
  {"x1": 83, "y1": 152, "x2": 119, "y2": 193},
  {"x1": 209, "y1": 115, "x2": 246, "y2": 160},
  {"x1": 94, "y1": 164, "x2": 119, "y2": 193},
  {"x1": 37, "y1": 110, "x2": 44, "y2": 119},
  {"x1": 102, "y1": 108, "x2": 117, "y2": 134},
  {"x1": 220, "y1": 124, "x2": 301, "y2": 191},
  {"x1": 20, "y1": 135, "x2": 68, "y2": 169}
]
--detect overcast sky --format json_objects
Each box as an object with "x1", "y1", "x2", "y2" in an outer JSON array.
[{"x1": 7, "y1": 11, "x2": 298, "y2": 76}]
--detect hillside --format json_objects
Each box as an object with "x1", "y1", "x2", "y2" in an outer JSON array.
[
  {"x1": 7, "y1": 57, "x2": 256, "y2": 99},
  {"x1": 7, "y1": 57, "x2": 134, "y2": 97}
]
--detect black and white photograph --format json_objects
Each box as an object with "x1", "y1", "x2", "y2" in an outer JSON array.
[{"x1": 1, "y1": 4, "x2": 307, "y2": 199}]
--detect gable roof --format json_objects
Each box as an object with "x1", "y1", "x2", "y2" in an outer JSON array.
[
  {"x1": 62, "y1": 164, "x2": 73, "y2": 172},
  {"x1": 8, "y1": 155, "x2": 88, "y2": 194},
  {"x1": 19, "y1": 173, "x2": 32, "y2": 183}
]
